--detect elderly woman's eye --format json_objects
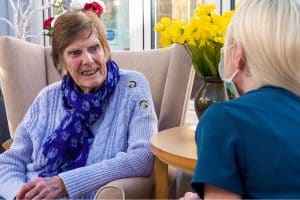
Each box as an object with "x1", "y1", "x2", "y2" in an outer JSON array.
[
  {"x1": 68, "y1": 50, "x2": 82, "y2": 56},
  {"x1": 89, "y1": 45, "x2": 100, "y2": 53}
]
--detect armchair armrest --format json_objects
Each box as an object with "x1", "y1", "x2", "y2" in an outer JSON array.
[
  {"x1": 94, "y1": 185, "x2": 125, "y2": 200},
  {"x1": 94, "y1": 175, "x2": 154, "y2": 199}
]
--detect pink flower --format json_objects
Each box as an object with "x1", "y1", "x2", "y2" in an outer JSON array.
[
  {"x1": 43, "y1": 17, "x2": 54, "y2": 29},
  {"x1": 84, "y1": 2, "x2": 104, "y2": 17}
]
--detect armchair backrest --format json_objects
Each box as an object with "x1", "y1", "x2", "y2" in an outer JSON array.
[{"x1": 0, "y1": 36, "x2": 193, "y2": 136}]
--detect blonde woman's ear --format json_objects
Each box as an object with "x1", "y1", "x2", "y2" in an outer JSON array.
[{"x1": 234, "y1": 42, "x2": 246, "y2": 71}]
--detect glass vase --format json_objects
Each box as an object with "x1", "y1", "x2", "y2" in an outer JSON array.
[{"x1": 194, "y1": 77, "x2": 226, "y2": 119}]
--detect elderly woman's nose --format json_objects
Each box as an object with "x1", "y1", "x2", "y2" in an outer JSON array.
[{"x1": 82, "y1": 51, "x2": 94, "y2": 64}]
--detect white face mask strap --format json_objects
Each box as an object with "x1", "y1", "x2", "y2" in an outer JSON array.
[{"x1": 229, "y1": 69, "x2": 239, "y2": 81}]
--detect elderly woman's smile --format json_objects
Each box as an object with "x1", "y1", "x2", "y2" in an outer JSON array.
[
  {"x1": 81, "y1": 68, "x2": 99, "y2": 76},
  {"x1": 62, "y1": 32, "x2": 107, "y2": 93}
]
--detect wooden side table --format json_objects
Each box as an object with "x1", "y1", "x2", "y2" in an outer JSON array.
[{"x1": 151, "y1": 126, "x2": 197, "y2": 199}]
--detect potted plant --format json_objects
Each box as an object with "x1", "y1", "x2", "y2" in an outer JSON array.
[{"x1": 155, "y1": 4, "x2": 234, "y2": 118}]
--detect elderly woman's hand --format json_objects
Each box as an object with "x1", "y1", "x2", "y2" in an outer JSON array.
[
  {"x1": 16, "y1": 176, "x2": 67, "y2": 199},
  {"x1": 180, "y1": 192, "x2": 201, "y2": 200}
]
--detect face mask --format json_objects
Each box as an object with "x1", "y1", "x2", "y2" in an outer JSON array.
[{"x1": 218, "y1": 48, "x2": 240, "y2": 100}]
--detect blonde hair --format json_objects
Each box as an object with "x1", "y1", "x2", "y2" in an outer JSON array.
[{"x1": 227, "y1": 0, "x2": 300, "y2": 95}]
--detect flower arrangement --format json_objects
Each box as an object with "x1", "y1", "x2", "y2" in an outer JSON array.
[
  {"x1": 43, "y1": 0, "x2": 106, "y2": 36},
  {"x1": 154, "y1": 4, "x2": 234, "y2": 78}
]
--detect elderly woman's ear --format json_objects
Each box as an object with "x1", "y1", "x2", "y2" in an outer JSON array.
[
  {"x1": 56, "y1": 64, "x2": 67, "y2": 77},
  {"x1": 62, "y1": 67, "x2": 68, "y2": 76}
]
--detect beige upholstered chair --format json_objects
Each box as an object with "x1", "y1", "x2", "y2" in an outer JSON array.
[{"x1": 0, "y1": 36, "x2": 194, "y2": 199}]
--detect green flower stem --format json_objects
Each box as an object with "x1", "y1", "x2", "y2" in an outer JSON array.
[{"x1": 186, "y1": 42, "x2": 223, "y2": 78}]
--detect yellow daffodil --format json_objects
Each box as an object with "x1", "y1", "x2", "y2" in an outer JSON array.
[
  {"x1": 154, "y1": 4, "x2": 234, "y2": 77},
  {"x1": 154, "y1": 23, "x2": 164, "y2": 32},
  {"x1": 193, "y1": 4, "x2": 216, "y2": 17},
  {"x1": 160, "y1": 17, "x2": 171, "y2": 27}
]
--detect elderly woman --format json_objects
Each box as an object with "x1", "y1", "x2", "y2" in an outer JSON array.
[
  {"x1": 183, "y1": 0, "x2": 300, "y2": 199},
  {"x1": 0, "y1": 11, "x2": 157, "y2": 199}
]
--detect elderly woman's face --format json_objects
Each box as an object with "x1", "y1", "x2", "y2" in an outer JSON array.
[{"x1": 62, "y1": 31, "x2": 107, "y2": 93}]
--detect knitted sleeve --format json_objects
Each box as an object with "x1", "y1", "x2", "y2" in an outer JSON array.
[
  {"x1": 0, "y1": 102, "x2": 38, "y2": 199},
  {"x1": 58, "y1": 72, "x2": 158, "y2": 198}
]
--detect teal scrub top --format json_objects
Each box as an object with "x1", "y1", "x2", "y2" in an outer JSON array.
[{"x1": 192, "y1": 86, "x2": 300, "y2": 199}]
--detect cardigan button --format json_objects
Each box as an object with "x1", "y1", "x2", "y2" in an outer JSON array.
[
  {"x1": 128, "y1": 81, "x2": 137, "y2": 88},
  {"x1": 140, "y1": 100, "x2": 148, "y2": 109}
]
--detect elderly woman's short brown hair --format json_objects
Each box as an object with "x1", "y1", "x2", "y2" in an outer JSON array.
[{"x1": 51, "y1": 11, "x2": 110, "y2": 74}]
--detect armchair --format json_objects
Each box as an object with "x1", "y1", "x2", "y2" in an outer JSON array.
[{"x1": 0, "y1": 36, "x2": 194, "y2": 199}]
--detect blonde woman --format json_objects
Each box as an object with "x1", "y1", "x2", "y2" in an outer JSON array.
[{"x1": 183, "y1": 0, "x2": 300, "y2": 199}]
